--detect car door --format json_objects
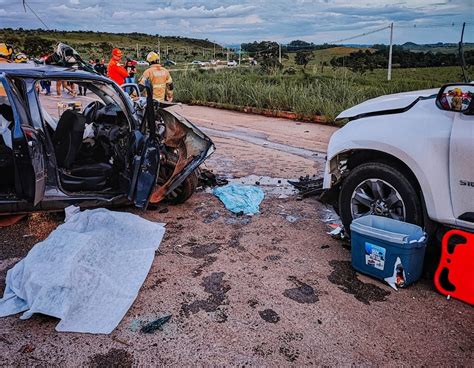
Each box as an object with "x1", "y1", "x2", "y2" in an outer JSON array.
[
  {"x1": 126, "y1": 85, "x2": 160, "y2": 208},
  {"x1": 0, "y1": 74, "x2": 46, "y2": 205},
  {"x1": 449, "y1": 106, "x2": 474, "y2": 225}
]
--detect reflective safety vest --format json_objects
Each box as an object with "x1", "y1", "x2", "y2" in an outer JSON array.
[{"x1": 139, "y1": 64, "x2": 173, "y2": 102}]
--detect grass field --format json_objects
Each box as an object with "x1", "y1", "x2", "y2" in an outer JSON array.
[{"x1": 171, "y1": 65, "x2": 465, "y2": 122}]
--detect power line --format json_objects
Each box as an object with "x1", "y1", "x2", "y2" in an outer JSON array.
[
  {"x1": 22, "y1": 0, "x2": 50, "y2": 30},
  {"x1": 329, "y1": 25, "x2": 391, "y2": 44}
]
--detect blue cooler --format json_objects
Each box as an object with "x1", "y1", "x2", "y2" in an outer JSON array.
[{"x1": 350, "y1": 215, "x2": 427, "y2": 287}]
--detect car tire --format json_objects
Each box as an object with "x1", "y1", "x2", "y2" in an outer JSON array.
[
  {"x1": 339, "y1": 162, "x2": 423, "y2": 236},
  {"x1": 165, "y1": 169, "x2": 199, "y2": 205}
]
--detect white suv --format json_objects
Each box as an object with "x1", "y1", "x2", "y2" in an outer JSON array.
[{"x1": 322, "y1": 83, "x2": 474, "y2": 235}]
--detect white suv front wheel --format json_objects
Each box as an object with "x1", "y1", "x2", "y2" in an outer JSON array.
[{"x1": 339, "y1": 162, "x2": 423, "y2": 235}]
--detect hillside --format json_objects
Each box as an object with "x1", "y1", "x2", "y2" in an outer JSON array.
[
  {"x1": 0, "y1": 28, "x2": 223, "y2": 61},
  {"x1": 400, "y1": 41, "x2": 474, "y2": 53}
]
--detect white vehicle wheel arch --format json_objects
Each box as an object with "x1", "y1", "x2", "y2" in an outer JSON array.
[{"x1": 325, "y1": 148, "x2": 438, "y2": 221}]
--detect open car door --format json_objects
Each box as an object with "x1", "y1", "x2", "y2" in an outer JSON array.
[
  {"x1": 0, "y1": 73, "x2": 45, "y2": 205},
  {"x1": 127, "y1": 85, "x2": 160, "y2": 208}
]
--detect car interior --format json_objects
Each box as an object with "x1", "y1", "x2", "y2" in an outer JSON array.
[{"x1": 38, "y1": 80, "x2": 132, "y2": 193}]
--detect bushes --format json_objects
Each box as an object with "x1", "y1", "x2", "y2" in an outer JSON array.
[{"x1": 173, "y1": 67, "x2": 461, "y2": 121}]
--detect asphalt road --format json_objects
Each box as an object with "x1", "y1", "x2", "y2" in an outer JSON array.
[{"x1": 0, "y1": 104, "x2": 472, "y2": 366}]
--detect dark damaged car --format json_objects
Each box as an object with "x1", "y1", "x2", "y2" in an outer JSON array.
[{"x1": 0, "y1": 63, "x2": 214, "y2": 214}]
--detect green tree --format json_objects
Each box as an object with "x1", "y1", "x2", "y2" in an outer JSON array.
[{"x1": 295, "y1": 50, "x2": 313, "y2": 69}]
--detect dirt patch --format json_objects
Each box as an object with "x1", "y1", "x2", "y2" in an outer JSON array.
[
  {"x1": 192, "y1": 256, "x2": 218, "y2": 277},
  {"x1": 0, "y1": 213, "x2": 62, "y2": 260},
  {"x1": 88, "y1": 348, "x2": 133, "y2": 368},
  {"x1": 203, "y1": 211, "x2": 221, "y2": 224},
  {"x1": 264, "y1": 254, "x2": 282, "y2": 262},
  {"x1": 259, "y1": 309, "x2": 280, "y2": 323},
  {"x1": 229, "y1": 231, "x2": 244, "y2": 250},
  {"x1": 181, "y1": 272, "x2": 230, "y2": 318},
  {"x1": 327, "y1": 260, "x2": 391, "y2": 305},
  {"x1": 186, "y1": 243, "x2": 221, "y2": 258},
  {"x1": 279, "y1": 346, "x2": 300, "y2": 362},
  {"x1": 283, "y1": 276, "x2": 319, "y2": 304}
]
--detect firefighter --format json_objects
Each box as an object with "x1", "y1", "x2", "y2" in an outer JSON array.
[
  {"x1": 0, "y1": 43, "x2": 14, "y2": 97},
  {"x1": 0, "y1": 43, "x2": 13, "y2": 63},
  {"x1": 139, "y1": 52, "x2": 173, "y2": 102},
  {"x1": 13, "y1": 52, "x2": 28, "y2": 63},
  {"x1": 107, "y1": 48, "x2": 128, "y2": 85}
]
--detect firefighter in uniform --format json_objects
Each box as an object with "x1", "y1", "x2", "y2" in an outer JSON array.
[
  {"x1": 0, "y1": 43, "x2": 14, "y2": 97},
  {"x1": 139, "y1": 52, "x2": 173, "y2": 102},
  {"x1": 107, "y1": 48, "x2": 129, "y2": 85}
]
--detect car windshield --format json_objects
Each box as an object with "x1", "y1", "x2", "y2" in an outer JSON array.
[{"x1": 36, "y1": 79, "x2": 134, "y2": 130}]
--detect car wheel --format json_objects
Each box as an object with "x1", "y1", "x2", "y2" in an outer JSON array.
[
  {"x1": 339, "y1": 162, "x2": 423, "y2": 235},
  {"x1": 165, "y1": 169, "x2": 199, "y2": 205}
]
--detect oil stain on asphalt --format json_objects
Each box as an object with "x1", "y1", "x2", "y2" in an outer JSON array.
[
  {"x1": 259, "y1": 308, "x2": 280, "y2": 323},
  {"x1": 89, "y1": 348, "x2": 133, "y2": 368},
  {"x1": 327, "y1": 260, "x2": 391, "y2": 305},
  {"x1": 180, "y1": 272, "x2": 230, "y2": 321},
  {"x1": 283, "y1": 276, "x2": 319, "y2": 304}
]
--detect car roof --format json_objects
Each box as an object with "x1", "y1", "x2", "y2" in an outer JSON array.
[{"x1": 0, "y1": 62, "x2": 110, "y2": 82}]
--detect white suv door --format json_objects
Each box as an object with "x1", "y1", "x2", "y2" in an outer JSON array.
[{"x1": 450, "y1": 110, "x2": 474, "y2": 227}]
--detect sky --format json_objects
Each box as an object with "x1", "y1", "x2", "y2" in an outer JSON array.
[{"x1": 1, "y1": 0, "x2": 473, "y2": 45}]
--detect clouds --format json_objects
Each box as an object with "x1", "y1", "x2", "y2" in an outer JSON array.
[{"x1": 1, "y1": 0, "x2": 472, "y2": 44}]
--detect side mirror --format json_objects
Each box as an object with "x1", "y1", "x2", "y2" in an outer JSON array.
[{"x1": 436, "y1": 83, "x2": 474, "y2": 113}]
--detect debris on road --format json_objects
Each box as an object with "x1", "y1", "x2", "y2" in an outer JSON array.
[
  {"x1": 198, "y1": 168, "x2": 229, "y2": 188},
  {"x1": 0, "y1": 208, "x2": 165, "y2": 334},
  {"x1": 141, "y1": 315, "x2": 172, "y2": 333},
  {"x1": 213, "y1": 183, "x2": 265, "y2": 215},
  {"x1": 288, "y1": 175, "x2": 324, "y2": 198}
]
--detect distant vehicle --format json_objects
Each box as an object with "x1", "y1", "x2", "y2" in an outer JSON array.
[
  {"x1": 191, "y1": 60, "x2": 206, "y2": 66},
  {"x1": 164, "y1": 60, "x2": 176, "y2": 67},
  {"x1": 321, "y1": 83, "x2": 474, "y2": 235},
  {"x1": 209, "y1": 60, "x2": 218, "y2": 65},
  {"x1": 227, "y1": 60, "x2": 238, "y2": 67},
  {"x1": 136, "y1": 60, "x2": 149, "y2": 66}
]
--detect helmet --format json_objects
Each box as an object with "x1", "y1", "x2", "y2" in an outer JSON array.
[
  {"x1": 14, "y1": 52, "x2": 28, "y2": 63},
  {"x1": 112, "y1": 48, "x2": 122, "y2": 58},
  {"x1": 0, "y1": 43, "x2": 13, "y2": 60},
  {"x1": 146, "y1": 51, "x2": 160, "y2": 64}
]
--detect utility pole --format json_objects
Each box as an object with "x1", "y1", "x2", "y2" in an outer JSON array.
[
  {"x1": 227, "y1": 47, "x2": 229, "y2": 62},
  {"x1": 166, "y1": 45, "x2": 169, "y2": 57},
  {"x1": 158, "y1": 38, "x2": 160, "y2": 56},
  {"x1": 279, "y1": 43, "x2": 282, "y2": 64},
  {"x1": 239, "y1": 45, "x2": 241, "y2": 65},
  {"x1": 136, "y1": 43, "x2": 139, "y2": 59},
  {"x1": 202, "y1": 47, "x2": 205, "y2": 58},
  {"x1": 387, "y1": 22, "x2": 394, "y2": 81},
  {"x1": 213, "y1": 42, "x2": 216, "y2": 60}
]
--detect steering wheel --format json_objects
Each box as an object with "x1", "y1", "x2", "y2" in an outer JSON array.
[{"x1": 83, "y1": 100, "x2": 105, "y2": 123}]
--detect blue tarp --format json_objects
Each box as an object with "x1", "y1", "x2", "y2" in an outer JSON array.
[{"x1": 213, "y1": 184, "x2": 265, "y2": 215}]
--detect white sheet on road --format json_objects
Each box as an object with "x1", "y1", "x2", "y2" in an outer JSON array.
[{"x1": 0, "y1": 208, "x2": 165, "y2": 334}]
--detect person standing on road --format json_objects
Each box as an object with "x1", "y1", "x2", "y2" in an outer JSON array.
[
  {"x1": 138, "y1": 52, "x2": 173, "y2": 102},
  {"x1": 94, "y1": 58, "x2": 106, "y2": 76},
  {"x1": 107, "y1": 48, "x2": 128, "y2": 85}
]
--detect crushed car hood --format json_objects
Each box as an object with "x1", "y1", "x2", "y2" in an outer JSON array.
[{"x1": 336, "y1": 88, "x2": 439, "y2": 121}]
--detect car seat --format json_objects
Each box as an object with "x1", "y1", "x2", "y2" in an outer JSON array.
[{"x1": 53, "y1": 109, "x2": 113, "y2": 191}]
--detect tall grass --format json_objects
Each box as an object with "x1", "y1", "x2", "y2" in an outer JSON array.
[{"x1": 173, "y1": 66, "x2": 463, "y2": 121}]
